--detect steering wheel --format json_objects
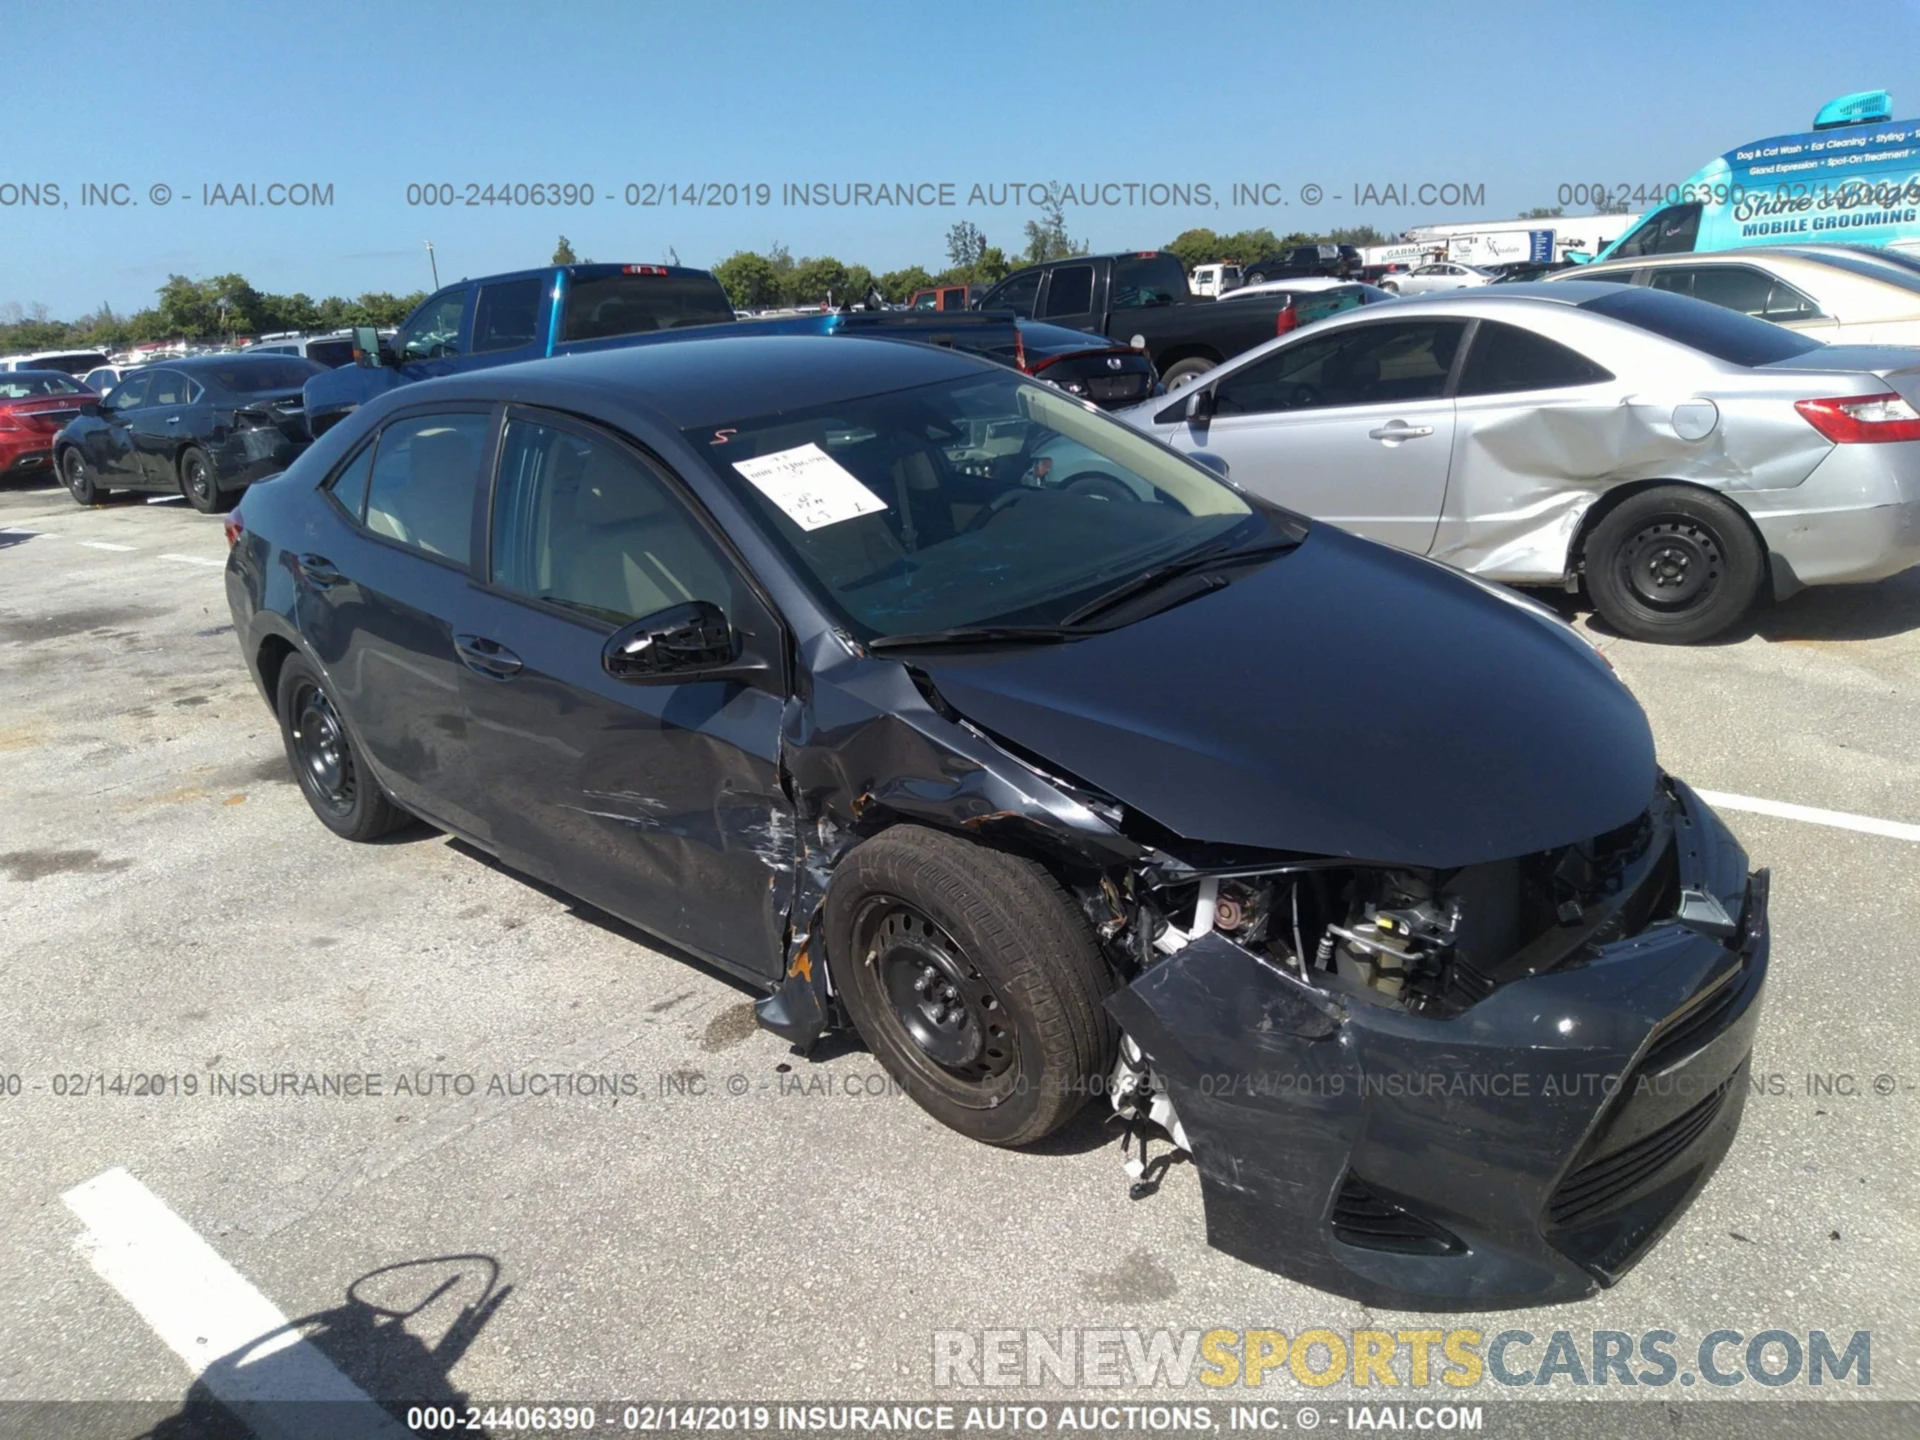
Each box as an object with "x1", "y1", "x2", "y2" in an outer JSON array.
[
  {"x1": 1060, "y1": 472, "x2": 1140, "y2": 503},
  {"x1": 963, "y1": 487, "x2": 1035, "y2": 533}
]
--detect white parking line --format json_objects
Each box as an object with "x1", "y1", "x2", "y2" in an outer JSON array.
[
  {"x1": 1695, "y1": 789, "x2": 1920, "y2": 844},
  {"x1": 159, "y1": 553, "x2": 225, "y2": 568},
  {"x1": 77, "y1": 540, "x2": 136, "y2": 552},
  {"x1": 62, "y1": 1168, "x2": 411, "y2": 1440}
]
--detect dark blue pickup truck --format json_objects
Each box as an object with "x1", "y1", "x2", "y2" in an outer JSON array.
[{"x1": 303, "y1": 262, "x2": 1158, "y2": 435}]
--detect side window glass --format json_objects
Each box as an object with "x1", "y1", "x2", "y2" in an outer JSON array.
[
  {"x1": 1762, "y1": 279, "x2": 1824, "y2": 322},
  {"x1": 490, "y1": 417, "x2": 735, "y2": 625},
  {"x1": 106, "y1": 374, "x2": 150, "y2": 411},
  {"x1": 1457, "y1": 321, "x2": 1614, "y2": 396},
  {"x1": 1648, "y1": 269, "x2": 1696, "y2": 298},
  {"x1": 472, "y1": 278, "x2": 544, "y2": 353},
  {"x1": 326, "y1": 439, "x2": 376, "y2": 520},
  {"x1": 1216, "y1": 322, "x2": 1466, "y2": 415},
  {"x1": 1042, "y1": 265, "x2": 1095, "y2": 318},
  {"x1": 147, "y1": 371, "x2": 190, "y2": 407},
  {"x1": 397, "y1": 291, "x2": 468, "y2": 362},
  {"x1": 988, "y1": 270, "x2": 1042, "y2": 319},
  {"x1": 1687, "y1": 266, "x2": 1777, "y2": 317},
  {"x1": 364, "y1": 412, "x2": 490, "y2": 564}
]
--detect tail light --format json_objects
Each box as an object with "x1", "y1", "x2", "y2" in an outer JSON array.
[
  {"x1": 1275, "y1": 305, "x2": 1300, "y2": 337},
  {"x1": 1794, "y1": 392, "x2": 1920, "y2": 443},
  {"x1": 622, "y1": 264, "x2": 669, "y2": 275},
  {"x1": 224, "y1": 508, "x2": 244, "y2": 549}
]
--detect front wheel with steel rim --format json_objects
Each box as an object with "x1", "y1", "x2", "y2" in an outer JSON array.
[
  {"x1": 1585, "y1": 485, "x2": 1764, "y2": 644},
  {"x1": 60, "y1": 447, "x2": 106, "y2": 506},
  {"x1": 825, "y1": 825, "x2": 1117, "y2": 1147},
  {"x1": 180, "y1": 446, "x2": 230, "y2": 513},
  {"x1": 274, "y1": 653, "x2": 413, "y2": 842}
]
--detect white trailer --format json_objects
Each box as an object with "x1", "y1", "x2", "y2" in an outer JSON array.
[{"x1": 1401, "y1": 215, "x2": 1642, "y2": 266}]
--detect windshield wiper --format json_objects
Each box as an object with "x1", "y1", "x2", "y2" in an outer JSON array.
[
  {"x1": 866, "y1": 625, "x2": 1085, "y2": 653},
  {"x1": 1058, "y1": 536, "x2": 1302, "y2": 628}
]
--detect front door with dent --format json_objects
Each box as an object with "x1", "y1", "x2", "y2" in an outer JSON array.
[
  {"x1": 1172, "y1": 318, "x2": 1466, "y2": 554},
  {"x1": 457, "y1": 410, "x2": 792, "y2": 979}
]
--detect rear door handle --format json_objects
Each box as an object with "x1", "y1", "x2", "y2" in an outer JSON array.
[
  {"x1": 165, "y1": 416, "x2": 181, "y2": 425},
  {"x1": 297, "y1": 553, "x2": 344, "y2": 587},
  {"x1": 1367, "y1": 422, "x2": 1435, "y2": 441},
  {"x1": 454, "y1": 633, "x2": 523, "y2": 679}
]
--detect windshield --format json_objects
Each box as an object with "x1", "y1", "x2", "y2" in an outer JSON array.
[
  {"x1": 1580, "y1": 286, "x2": 1823, "y2": 366},
  {"x1": 0, "y1": 372, "x2": 85, "y2": 398},
  {"x1": 686, "y1": 372, "x2": 1268, "y2": 641}
]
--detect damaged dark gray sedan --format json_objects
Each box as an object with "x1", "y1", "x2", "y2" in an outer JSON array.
[{"x1": 224, "y1": 335, "x2": 1770, "y2": 1309}]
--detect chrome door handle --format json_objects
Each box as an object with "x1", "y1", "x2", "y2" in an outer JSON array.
[
  {"x1": 1368, "y1": 423, "x2": 1434, "y2": 441},
  {"x1": 166, "y1": 416, "x2": 181, "y2": 424}
]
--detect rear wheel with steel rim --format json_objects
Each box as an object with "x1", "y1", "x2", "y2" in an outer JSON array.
[
  {"x1": 274, "y1": 653, "x2": 413, "y2": 841},
  {"x1": 826, "y1": 825, "x2": 1116, "y2": 1146},
  {"x1": 1585, "y1": 485, "x2": 1764, "y2": 644},
  {"x1": 180, "y1": 446, "x2": 230, "y2": 513},
  {"x1": 60, "y1": 447, "x2": 106, "y2": 505}
]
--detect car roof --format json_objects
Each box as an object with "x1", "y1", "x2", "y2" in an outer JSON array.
[
  {"x1": 399, "y1": 333, "x2": 997, "y2": 430},
  {"x1": 1387, "y1": 281, "x2": 1604, "y2": 306}
]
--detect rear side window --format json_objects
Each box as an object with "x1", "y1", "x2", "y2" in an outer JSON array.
[
  {"x1": 1580, "y1": 286, "x2": 1822, "y2": 365},
  {"x1": 473, "y1": 278, "x2": 544, "y2": 352},
  {"x1": 326, "y1": 440, "x2": 375, "y2": 520},
  {"x1": 560, "y1": 273, "x2": 734, "y2": 341},
  {"x1": 1042, "y1": 265, "x2": 1095, "y2": 318},
  {"x1": 1110, "y1": 255, "x2": 1186, "y2": 309},
  {"x1": 490, "y1": 417, "x2": 735, "y2": 624},
  {"x1": 364, "y1": 412, "x2": 491, "y2": 564},
  {"x1": 1457, "y1": 321, "x2": 1613, "y2": 396}
]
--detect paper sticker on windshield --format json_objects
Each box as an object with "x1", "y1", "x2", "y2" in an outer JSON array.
[{"x1": 731, "y1": 443, "x2": 888, "y2": 531}]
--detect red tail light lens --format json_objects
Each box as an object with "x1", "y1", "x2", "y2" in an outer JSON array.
[
  {"x1": 1794, "y1": 392, "x2": 1920, "y2": 443},
  {"x1": 622, "y1": 264, "x2": 669, "y2": 275},
  {"x1": 1275, "y1": 305, "x2": 1300, "y2": 336},
  {"x1": 224, "y1": 509, "x2": 244, "y2": 549}
]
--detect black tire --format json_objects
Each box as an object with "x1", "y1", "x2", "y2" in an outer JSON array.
[
  {"x1": 1585, "y1": 485, "x2": 1764, "y2": 644},
  {"x1": 1380, "y1": 281, "x2": 1400, "y2": 294},
  {"x1": 275, "y1": 654, "x2": 413, "y2": 842},
  {"x1": 60, "y1": 447, "x2": 107, "y2": 505},
  {"x1": 1160, "y1": 357, "x2": 1217, "y2": 391},
  {"x1": 180, "y1": 447, "x2": 229, "y2": 513},
  {"x1": 825, "y1": 826, "x2": 1117, "y2": 1147}
]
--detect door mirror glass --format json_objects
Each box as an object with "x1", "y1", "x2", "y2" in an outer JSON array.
[
  {"x1": 603, "y1": 600, "x2": 737, "y2": 681},
  {"x1": 1185, "y1": 386, "x2": 1213, "y2": 421},
  {"x1": 352, "y1": 327, "x2": 385, "y2": 367}
]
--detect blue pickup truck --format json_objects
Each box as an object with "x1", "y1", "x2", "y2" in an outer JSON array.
[{"x1": 303, "y1": 262, "x2": 1159, "y2": 435}]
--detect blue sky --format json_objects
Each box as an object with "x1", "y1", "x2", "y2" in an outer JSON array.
[{"x1": 6, "y1": 0, "x2": 1917, "y2": 317}]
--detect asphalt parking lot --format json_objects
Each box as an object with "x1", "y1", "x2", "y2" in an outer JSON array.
[{"x1": 1, "y1": 474, "x2": 1917, "y2": 1436}]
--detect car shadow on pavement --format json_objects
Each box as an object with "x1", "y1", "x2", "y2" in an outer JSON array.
[
  {"x1": 135, "y1": 1253, "x2": 511, "y2": 1440},
  {"x1": 1530, "y1": 566, "x2": 1920, "y2": 646}
]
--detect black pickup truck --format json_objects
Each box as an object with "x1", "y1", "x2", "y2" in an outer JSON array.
[{"x1": 975, "y1": 251, "x2": 1302, "y2": 388}]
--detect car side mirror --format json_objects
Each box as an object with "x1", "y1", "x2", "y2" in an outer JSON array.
[
  {"x1": 1189, "y1": 451, "x2": 1230, "y2": 480},
  {"x1": 603, "y1": 600, "x2": 749, "y2": 683},
  {"x1": 1156, "y1": 385, "x2": 1212, "y2": 425},
  {"x1": 352, "y1": 326, "x2": 386, "y2": 368}
]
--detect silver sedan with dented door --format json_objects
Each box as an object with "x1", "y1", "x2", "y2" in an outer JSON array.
[{"x1": 1116, "y1": 281, "x2": 1920, "y2": 641}]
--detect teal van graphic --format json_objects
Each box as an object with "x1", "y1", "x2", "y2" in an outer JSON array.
[{"x1": 1591, "y1": 91, "x2": 1920, "y2": 262}]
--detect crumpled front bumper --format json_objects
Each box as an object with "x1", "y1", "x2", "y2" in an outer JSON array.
[{"x1": 1107, "y1": 779, "x2": 1768, "y2": 1310}]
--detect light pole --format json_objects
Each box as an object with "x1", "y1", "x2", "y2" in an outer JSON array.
[{"x1": 425, "y1": 241, "x2": 440, "y2": 289}]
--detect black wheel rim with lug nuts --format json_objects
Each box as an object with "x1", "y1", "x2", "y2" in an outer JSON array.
[
  {"x1": 1617, "y1": 517, "x2": 1722, "y2": 612},
  {"x1": 291, "y1": 681, "x2": 356, "y2": 817},
  {"x1": 186, "y1": 454, "x2": 213, "y2": 504},
  {"x1": 64, "y1": 451, "x2": 87, "y2": 497},
  {"x1": 865, "y1": 903, "x2": 1015, "y2": 1086}
]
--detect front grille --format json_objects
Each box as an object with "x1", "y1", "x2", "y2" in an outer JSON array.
[
  {"x1": 1548, "y1": 1086, "x2": 1727, "y2": 1229},
  {"x1": 1331, "y1": 1173, "x2": 1466, "y2": 1255},
  {"x1": 1640, "y1": 962, "x2": 1745, "y2": 1074}
]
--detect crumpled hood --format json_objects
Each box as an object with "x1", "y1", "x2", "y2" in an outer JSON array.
[{"x1": 918, "y1": 526, "x2": 1657, "y2": 868}]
